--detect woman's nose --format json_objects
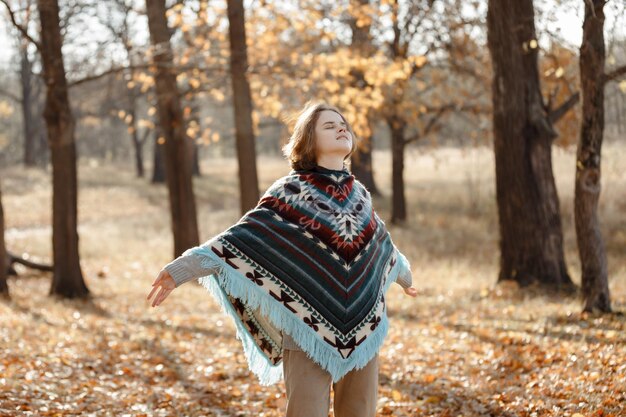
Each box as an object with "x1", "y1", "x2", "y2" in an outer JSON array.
[{"x1": 338, "y1": 125, "x2": 346, "y2": 132}]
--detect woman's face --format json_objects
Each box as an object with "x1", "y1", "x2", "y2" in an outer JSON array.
[{"x1": 314, "y1": 110, "x2": 353, "y2": 161}]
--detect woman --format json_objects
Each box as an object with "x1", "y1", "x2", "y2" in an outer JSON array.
[{"x1": 147, "y1": 101, "x2": 417, "y2": 417}]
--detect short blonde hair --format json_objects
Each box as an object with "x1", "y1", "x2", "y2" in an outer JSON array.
[{"x1": 282, "y1": 101, "x2": 357, "y2": 171}]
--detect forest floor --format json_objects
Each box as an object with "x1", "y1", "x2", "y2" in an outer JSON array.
[{"x1": 1, "y1": 143, "x2": 625, "y2": 417}]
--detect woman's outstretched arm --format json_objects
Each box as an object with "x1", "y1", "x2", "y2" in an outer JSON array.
[
  {"x1": 147, "y1": 247, "x2": 218, "y2": 307},
  {"x1": 147, "y1": 269, "x2": 176, "y2": 307}
]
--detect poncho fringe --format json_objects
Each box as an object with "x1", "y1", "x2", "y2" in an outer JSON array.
[{"x1": 189, "y1": 244, "x2": 411, "y2": 385}]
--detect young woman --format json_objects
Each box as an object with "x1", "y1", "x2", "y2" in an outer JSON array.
[{"x1": 147, "y1": 101, "x2": 416, "y2": 417}]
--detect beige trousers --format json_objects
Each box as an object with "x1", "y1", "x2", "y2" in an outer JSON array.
[{"x1": 282, "y1": 348, "x2": 378, "y2": 417}]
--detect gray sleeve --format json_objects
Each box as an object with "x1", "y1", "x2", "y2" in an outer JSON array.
[
  {"x1": 396, "y1": 270, "x2": 413, "y2": 289},
  {"x1": 163, "y1": 253, "x2": 217, "y2": 288},
  {"x1": 395, "y1": 251, "x2": 413, "y2": 289}
]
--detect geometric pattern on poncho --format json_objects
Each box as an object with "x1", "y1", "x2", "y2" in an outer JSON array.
[{"x1": 206, "y1": 167, "x2": 397, "y2": 363}]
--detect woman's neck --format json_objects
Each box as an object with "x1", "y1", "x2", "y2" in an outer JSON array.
[{"x1": 316, "y1": 155, "x2": 345, "y2": 171}]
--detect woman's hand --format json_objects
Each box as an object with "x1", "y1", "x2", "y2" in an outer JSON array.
[
  {"x1": 147, "y1": 269, "x2": 176, "y2": 307},
  {"x1": 403, "y1": 286, "x2": 418, "y2": 297}
]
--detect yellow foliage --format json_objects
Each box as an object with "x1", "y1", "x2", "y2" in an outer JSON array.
[
  {"x1": 82, "y1": 116, "x2": 101, "y2": 128},
  {"x1": 138, "y1": 119, "x2": 154, "y2": 129},
  {"x1": 540, "y1": 44, "x2": 579, "y2": 146},
  {"x1": 0, "y1": 101, "x2": 15, "y2": 117},
  {"x1": 210, "y1": 89, "x2": 225, "y2": 102},
  {"x1": 411, "y1": 55, "x2": 428, "y2": 68},
  {"x1": 173, "y1": 13, "x2": 183, "y2": 28}
]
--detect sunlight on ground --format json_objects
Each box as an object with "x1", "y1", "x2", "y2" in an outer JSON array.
[{"x1": 1, "y1": 145, "x2": 624, "y2": 416}]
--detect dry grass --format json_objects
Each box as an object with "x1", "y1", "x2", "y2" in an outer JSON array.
[{"x1": 0, "y1": 144, "x2": 624, "y2": 416}]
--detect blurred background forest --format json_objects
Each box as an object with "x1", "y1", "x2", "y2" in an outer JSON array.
[{"x1": 0, "y1": 0, "x2": 625, "y2": 416}]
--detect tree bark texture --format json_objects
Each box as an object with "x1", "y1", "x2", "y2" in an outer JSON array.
[
  {"x1": 487, "y1": 0, "x2": 573, "y2": 289},
  {"x1": 226, "y1": 0, "x2": 259, "y2": 214},
  {"x1": 351, "y1": 137, "x2": 380, "y2": 196},
  {"x1": 388, "y1": 117, "x2": 407, "y2": 224},
  {"x1": 20, "y1": 46, "x2": 38, "y2": 167},
  {"x1": 37, "y1": 0, "x2": 89, "y2": 298},
  {"x1": 576, "y1": 0, "x2": 611, "y2": 312},
  {"x1": 348, "y1": 0, "x2": 380, "y2": 195},
  {"x1": 127, "y1": 86, "x2": 145, "y2": 178},
  {"x1": 0, "y1": 185, "x2": 9, "y2": 297},
  {"x1": 387, "y1": 0, "x2": 408, "y2": 224},
  {"x1": 151, "y1": 132, "x2": 166, "y2": 184},
  {"x1": 146, "y1": 0, "x2": 199, "y2": 257}
]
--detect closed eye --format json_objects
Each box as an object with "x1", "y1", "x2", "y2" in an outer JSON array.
[{"x1": 323, "y1": 122, "x2": 346, "y2": 128}]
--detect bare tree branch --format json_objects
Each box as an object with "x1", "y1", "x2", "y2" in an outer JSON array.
[
  {"x1": 548, "y1": 91, "x2": 580, "y2": 123},
  {"x1": 67, "y1": 64, "x2": 149, "y2": 88},
  {"x1": 404, "y1": 102, "x2": 491, "y2": 145},
  {"x1": 139, "y1": 125, "x2": 151, "y2": 146},
  {"x1": 67, "y1": 62, "x2": 229, "y2": 88},
  {"x1": 0, "y1": 87, "x2": 21, "y2": 103},
  {"x1": 604, "y1": 65, "x2": 626, "y2": 84},
  {"x1": 422, "y1": 106, "x2": 449, "y2": 136},
  {"x1": 0, "y1": 0, "x2": 41, "y2": 53},
  {"x1": 404, "y1": 104, "x2": 453, "y2": 144}
]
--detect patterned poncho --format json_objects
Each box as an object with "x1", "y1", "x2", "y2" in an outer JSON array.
[{"x1": 177, "y1": 165, "x2": 411, "y2": 385}]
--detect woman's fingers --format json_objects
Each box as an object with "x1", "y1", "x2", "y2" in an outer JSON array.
[
  {"x1": 151, "y1": 288, "x2": 164, "y2": 307},
  {"x1": 151, "y1": 270, "x2": 166, "y2": 286},
  {"x1": 151, "y1": 289, "x2": 161, "y2": 307},
  {"x1": 404, "y1": 287, "x2": 418, "y2": 297},
  {"x1": 147, "y1": 283, "x2": 159, "y2": 301},
  {"x1": 153, "y1": 287, "x2": 172, "y2": 307},
  {"x1": 148, "y1": 275, "x2": 163, "y2": 303},
  {"x1": 147, "y1": 270, "x2": 175, "y2": 306}
]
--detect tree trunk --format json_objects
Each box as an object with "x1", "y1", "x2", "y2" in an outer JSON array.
[
  {"x1": 388, "y1": 117, "x2": 407, "y2": 224},
  {"x1": 351, "y1": 135, "x2": 380, "y2": 196},
  {"x1": 37, "y1": 0, "x2": 89, "y2": 298},
  {"x1": 128, "y1": 105, "x2": 145, "y2": 178},
  {"x1": 20, "y1": 46, "x2": 38, "y2": 167},
  {"x1": 146, "y1": 0, "x2": 199, "y2": 257},
  {"x1": 30, "y1": 75, "x2": 48, "y2": 169},
  {"x1": 125, "y1": 75, "x2": 145, "y2": 178},
  {"x1": 617, "y1": 87, "x2": 624, "y2": 134},
  {"x1": 348, "y1": 0, "x2": 380, "y2": 195},
  {"x1": 226, "y1": 0, "x2": 259, "y2": 214},
  {"x1": 151, "y1": 130, "x2": 166, "y2": 183},
  {"x1": 576, "y1": 0, "x2": 611, "y2": 313},
  {"x1": 34, "y1": 96, "x2": 49, "y2": 169},
  {"x1": 192, "y1": 141, "x2": 201, "y2": 177},
  {"x1": 487, "y1": 0, "x2": 574, "y2": 290},
  {"x1": 187, "y1": 100, "x2": 202, "y2": 177},
  {"x1": 132, "y1": 127, "x2": 145, "y2": 178},
  {"x1": 0, "y1": 185, "x2": 9, "y2": 298}
]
